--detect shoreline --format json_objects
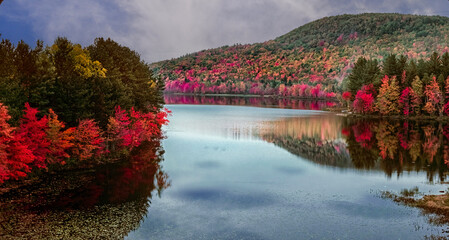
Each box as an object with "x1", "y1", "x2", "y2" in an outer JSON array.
[
  {"x1": 383, "y1": 189, "x2": 449, "y2": 224},
  {"x1": 166, "y1": 93, "x2": 449, "y2": 122},
  {"x1": 164, "y1": 92, "x2": 339, "y2": 102},
  {"x1": 327, "y1": 107, "x2": 449, "y2": 123}
]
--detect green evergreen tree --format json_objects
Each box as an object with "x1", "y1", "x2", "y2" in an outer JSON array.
[
  {"x1": 441, "y1": 52, "x2": 449, "y2": 79},
  {"x1": 347, "y1": 57, "x2": 380, "y2": 96},
  {"x1": 383, "y1": 54, "x2": 400, "y2": 77},
  {"x1": 405, "y1": 60, "x2": 418, "y2": 86},
  {"x1": 427, "y1": 52, "x2": 442, "y2": 76}
]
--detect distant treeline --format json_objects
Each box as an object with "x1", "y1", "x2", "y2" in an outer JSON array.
[
  {"x1": 343, "y1": 52, "x2": 449, "y2": 117},
  {"x1": 0, "y1": 36, "x2": 164, "y2": 127}
]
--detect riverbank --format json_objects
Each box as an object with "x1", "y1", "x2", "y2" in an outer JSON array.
[
  {"x1": 326, "y1": 106, "x2": 449, "y2": 123},
  {"x1": 165, "y1": 93, "x2": 449, "y2": 122},
  {"x1": 164, "y1": 92, "x2": 339, "y2": 101},
  {"x1": 382, "y1": 188, "x2": 449, "y2": 225}
]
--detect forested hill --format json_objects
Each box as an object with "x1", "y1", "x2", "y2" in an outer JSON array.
[{"x1": 152, "y1": 13, "x2": 449, "y2": 99}]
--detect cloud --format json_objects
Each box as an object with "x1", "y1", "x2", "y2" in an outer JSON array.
[
  {"x1": 113, "y1": 0, "x2": 339, "y2": 62},
  {"x1": 11, "y1": 0, "x2": 118, "y2": 42},
  {"x1": 4, "y1": 0, "x2": 449, "y2": 62}
]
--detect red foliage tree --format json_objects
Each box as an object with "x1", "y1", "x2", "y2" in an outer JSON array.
[
  {"x1": 352, "y1": 85, "x2": 375, "y2": 114},
  {"x1": 106, "y1": 106, "x2": 131, "y2": 150},
  {"x1": 16, "y1": 103, "x2": 50, "y2": 169},
  {"x1": 72, "y1": 119, "x2": 104, "y2": 161},
  {"x1": 342, "y1": 91, "x2": 351, "y2": 101},
  {"x1": 107, "y1": 106, "x2": 170, "y2": 151},
  {"x1": 6, "y1": 133, "x2": 35, "y2": 180},
  {"x1": 0, "y1": 103, "x2": 35, "y2": 182},
  {"x1": 399, "y1": 87, "x2": 412, "y2": 116}
]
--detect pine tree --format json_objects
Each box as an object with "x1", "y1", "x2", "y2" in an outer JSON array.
[
  {"x1": 347, "y1": 57, "x2": 380, "y2": 96},
  {"x1": 427, "y1": 52, "x2": 442, "y2": 76},
  {"x1": 405, "y1": 60, "x2": 418, "y2": 86},
  {"x1": 383, "y1": 54, "x2": 399, "y2": 77},
  {"x1": 442, "y1": 52, "x2": 449, "y2": 79}
]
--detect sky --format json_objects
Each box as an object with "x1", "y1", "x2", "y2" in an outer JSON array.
[{"x1": 1, "y1": 0, "x2": 449, "y2": 63}]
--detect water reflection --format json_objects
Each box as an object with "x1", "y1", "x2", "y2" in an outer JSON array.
[
  {"x1": 165, "y1": 94, "x2": 338, "y2": 110},
  {"x1": 0, "y1": 141, "x2": 169, "y2": 239},
  {"x1": 130, "y1": 104, "x2": 448, "y2": 240},
  {"x1": 168, "y1": 98, "x2": 449, "y2": 183},
  {"x1": 260, "y1": 115, "x2": 352, "y2": 168},
  {"x1": 260, "y1": 115, "x2": 449, "y2": 182},
  {"x1": 343, "y1": 119, "x2": 449, "y2": 182}
]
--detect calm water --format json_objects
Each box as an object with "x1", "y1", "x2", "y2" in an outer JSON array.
[
  {"x1": 125, "y1": 102, "x2": 449, "y2": 240},
  {"x1": 3, "y1": 97, "x2": 449, "y2": 239}
]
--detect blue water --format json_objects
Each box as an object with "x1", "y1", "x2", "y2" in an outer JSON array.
[{"x1": 126, "y1": 105, "x2": 449, "y2": 240}]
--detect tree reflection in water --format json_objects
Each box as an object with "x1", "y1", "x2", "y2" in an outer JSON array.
[
  {"x1": 0, "y1": 140, "x2": 169, "y2": 239},
  {"x1": 260, "y1": 115, "x2": 449, "y2": 182},
  {"x1": 165, "y1": 94, "x2": 337, "y2": 110}
]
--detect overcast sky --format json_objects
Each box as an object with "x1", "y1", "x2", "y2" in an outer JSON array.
[{"x1": 1, "y1": 0, "x2": 449, "y2": 63}]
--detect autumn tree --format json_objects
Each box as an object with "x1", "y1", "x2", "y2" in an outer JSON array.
[
  {"x1": 423, "y1": 77, "x2": 443, "y2": 115},
  {"x1": 0, "y1": 103, "x2": 35, "y2": 182},
  {"x1": 16, "y1": 103, "x2": 50, "y2": 169},
  {"x1": 376, "y1": 76, "x2": 400, "y2": 115},
  {"x1": 410, "y1": 76, "x2": 423, "y2": 115},
  {"x1": 46, "y1": 109, "x2": 74, "y2": 165},
  {"x1": 352, "y1": 85, "x2": 375, "y2": 114},
  {"x1": 342, "y1": 91, "x2": 351, "y2": 109},
  {"x1": 71, "y1": 119, "x2": 104, "y2": 162},
  {"x1": 0, "y1": 103, "x2": 13, "y2": 182},
  {"x1": 106, "y1": 106, "x2": 170, "y2": 151},
  {"x1": 399, "y1": 87, "x2": 412, "y2": 116}
]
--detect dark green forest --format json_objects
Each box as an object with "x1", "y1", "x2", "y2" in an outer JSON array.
[{"x1": 0, "y1": 36, "x2": 164, "y2": 127}]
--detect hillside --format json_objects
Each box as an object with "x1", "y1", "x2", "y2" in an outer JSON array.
[{"x1": 152, "y1": 13, "x2": 449, "y2": 99}]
